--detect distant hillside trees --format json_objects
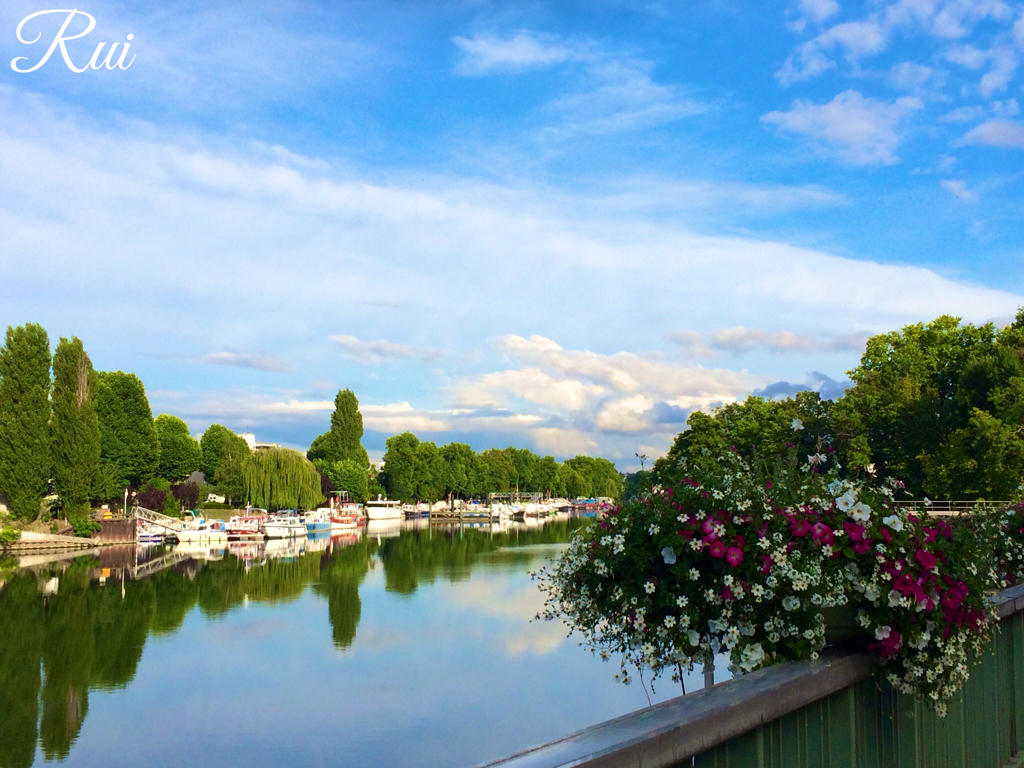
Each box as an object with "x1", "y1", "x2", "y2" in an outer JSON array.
[{"x1": 0, "y1": 323, "x2": 52, "y2": 520}]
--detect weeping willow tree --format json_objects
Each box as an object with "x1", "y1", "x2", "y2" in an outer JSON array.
[{"x1": 241, "y1": 448, "x2": 323, "y2": 511}]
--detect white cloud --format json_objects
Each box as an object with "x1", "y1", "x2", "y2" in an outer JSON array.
[
  {"x1": 329, "y1": 336, "x2": 445, "y2": 364},
  {"x1": 889, "y1": 61, "x2": 935, "y2": 90},
  {"x1": 199, "y1": 352, "x2": 290, "y2": 372},
  {"x1": 1015, "y1": 12, "x2": 1024, "y2": 49},
  {"x1": 594, "y1": 395, "x2": 655, "y2": 432},
  {"x1": 800, "y1": 0, "x2": 841, "y2": 23},
  {"x1": 956, "y1": 119, "x2": 1024, "y2": 147},
  {"x1": 495, "y1": 335, "x2": 759, "y2": 401},
  {"x1": 946, "y1": 44, "x2": 988, "y2": 69},
  {"x1": 940, "y1": 178, "x2": 979, "y2": 201},
  {"x1": 542, "y1": 56, "x2": 707, "y2": 138},
  {"x1": 939, "y1": 105, "x2": 986, "y2": 123},
  {"x1": 992, "y1": 99, "x2": 1021, "y2": 117},
  {"x1": 453, "y1": 368, "x2": 606, "y2": 411},
  {"x1": 452, "y1": 31, "x2": 574, "y2": 75},
  {"x1": 980, "y1": 47, "x2": 1019, "y2": 96},
  {"x1": 531, "y1": 427, "x2": 598, "y2": 456},
  {"x1": 762, "y1": 90, "x2": 923, "y2": 165},
  {"x1": 777, "y1": 21, "x2": 888, "y2": 85}
]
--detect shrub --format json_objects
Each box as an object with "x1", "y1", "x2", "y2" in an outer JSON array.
[{"x1": 0, "y1": 526, "x2": 19, "y2": 548}]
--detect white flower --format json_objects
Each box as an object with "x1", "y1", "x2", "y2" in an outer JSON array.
[
  {"x1": 848, "y1": 502, "x2": 872, "y2": 522},
  {"x1": 688, "y1": 630, "x2": 700, "y2": 647},
  {"x1": 738, "y1": 643, "x2": 765, "y2": 672},
  {"x1": 791, "y1": 418, "x2": 804, "y2": 431},
  {"x1": 676, "y1": 595, "x2": 689, "y2": 608},
  {"x1": 689, "y1": 568, "x2": 700, "y2": 580},
  {"x1": 662, "y1": 546, "x2": 677, "y2": 565},
  {"x1": 782, "y1": 596, "x2": 801, "y2": 611},
  {"x1": 882, "y1": 514, "x2": 904, "y2": 532},
  {"x1": 644, "y1": 581, "x2": 656, "y2": 594},
  {"x1": 664, "y1": 615, "x2": 677, "y2": 628},
  {"x1": 836, "y1": 491, "x2": 857, "y2": 513},
  {"x1": 807, "y1": 453, "x2": 826, "y2": 466},
  {"x1": 875, "y1": 625, "x2": 892, "y2": 641},
  {"x1": 648, "y1": 524, "x2": 660, "y2": 536},
  {"x1": 827, "y1": 480, "x2": 845, "y2": 496}
]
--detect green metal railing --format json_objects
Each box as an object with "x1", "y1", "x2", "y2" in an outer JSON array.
[
  {"x1": 481, "y1": 585, "x2": 1024, "y2": 768},
  {"x1": 694, "y1": 588, "x2": 1024, "y2": 768}
]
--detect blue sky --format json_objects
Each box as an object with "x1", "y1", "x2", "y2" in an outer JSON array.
[{"x1": 1, "y1": 0, "x2": 1022, "y2": 468}]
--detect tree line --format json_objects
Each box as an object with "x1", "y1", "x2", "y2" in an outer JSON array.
[
  {"x1": 0, "y1": 323, "x2": 625, "y2": 525},
  {"x1": 652, "y1": 311, "x2": 1024, "y2": 501},
  {"x1": 0, "y1": 323, "x2": 327, "y2": 525},
  {"x1": 305, "y1": 390, "x2": 624, "y2": 503}
]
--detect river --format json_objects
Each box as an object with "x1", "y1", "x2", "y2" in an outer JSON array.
[{"x1": 0, "y1": 516, "x2": 713, "y2": 768}]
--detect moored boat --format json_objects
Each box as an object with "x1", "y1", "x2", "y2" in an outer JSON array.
[
  {"x1": 304, "y1": 508, "x2": 332, "y2": 533},
  {"x1": 365, "y1": 496, "x2": 402, "y2": 520},
  {"x1": 173, "y1": 521, "x2": 229, "y2": 543},
  {"x1": 264, "y1": 515, "x2": 306, "y2": 538}
]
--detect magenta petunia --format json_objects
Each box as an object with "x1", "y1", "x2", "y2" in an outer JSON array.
[
  {"x1": 725, "y1": 547, "x2": 743, "y2": 567},
  {"x1": 710, "y1": 540, "x2": 727, "y2": 558}
]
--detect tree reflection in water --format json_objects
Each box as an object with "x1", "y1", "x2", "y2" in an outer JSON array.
[{"x1": 0, "y1": 518, "x2": 582, "y2": 767}]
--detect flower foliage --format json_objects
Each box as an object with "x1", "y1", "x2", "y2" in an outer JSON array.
[{"x1": 537, "y1": 445, "x2": 1000, "y2": 714}]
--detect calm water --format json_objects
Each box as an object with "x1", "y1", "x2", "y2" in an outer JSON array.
[{"x1": 0, "y1": 517, "x2": 711, "y2": 768}]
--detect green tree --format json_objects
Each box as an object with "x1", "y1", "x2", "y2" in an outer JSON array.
[
  {"x1": 833, "y1": 315, "x2": 1017, "y2": 498},
  {"x1": 329, "y1": 389, "x2": 369, "y2": 465},
  {"x1": 154, "y1": 414, "x2": 201, "y2": 483},
  {"x1": 380, "y1": 432, "x2": 420, "y2": 502},
  {"x1": 200, "y1": 424, "x2": 249, "y2": 479},
  {"x1": 95, "y1": 371, "x2": 158, "y2": 490},
  {"x1": 440, "y1": 442, "x2": 477, "y2": 499},
  {"x1": 533, "y1": 455, "x2": 559, "y2": 496},
  {"x1": 653, "y1": 391, "x2": 833, "y2": 489},
  {"x1": 50, "y1": 337, "x2": 100, "y2": 515},
  {"x1": 313, "y1": 458, "x2": 370, "y2": 502},
  {"x1": 0, "y1": 323, "x2": 51, "y2": 520},
  {"x1": 415, "y1": 441, "x2": 445, "y2": 503},
  {"x1": 241, "y1": 448, "x2": 323, "y2": 510},
  {"x1": 306, "y1": 431, "x2": 335, "y2": 462}
]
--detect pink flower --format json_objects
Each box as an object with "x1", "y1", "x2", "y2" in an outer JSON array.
[
  {"x1": 703, "y1": 519, "x2": 718, "y2": 539},
  {"x1": 791, "y1": 520, "x2": 812, "y2": 537},
  {"x1": 760, "y1": 554, "x2": 772, "y2": 574},
  {"x1": 710, "y1": 540, "x2": 727, "y2": 558},
  {"x1": 844, "y1": 521, "x2": 865, "y2": 541},
  {"x1": 810, "y1": 522, "x2": 834, "y2": 546},
  {"x1": 915, "y1": 549, "x2": 937, "y2": 570},
  {"x1": 725, "y1": 547, "x2": 744, "y2": 567}
]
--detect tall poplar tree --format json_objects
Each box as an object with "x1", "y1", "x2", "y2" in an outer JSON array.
[
  {"x1": 50, "y1": 337, "x2": 101, "y2": 514},
  {"x1": 330, "y1": 389, "x2": 368, "y2": 465},
  {"x1": 0, "y1": 323, "x2": 52, "y2": 520}
]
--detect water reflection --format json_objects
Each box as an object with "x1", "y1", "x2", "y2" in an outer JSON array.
[{"x1": 0, "y1": 518, "x2": 583, "y2": 768}]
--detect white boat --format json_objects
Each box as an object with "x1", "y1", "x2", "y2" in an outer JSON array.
[
  {"x1": 304, "y1": 509, "x2": 332, "y2": 533},
  {"x1": 174, "y1": 522, "x2": 228, "y2": 543},
  {"x1": 264, "y1": 515, "x2": 306, "y2": 538},
  {"x1": 365, "y1": 496, "x2": 403, "y2": 520}
]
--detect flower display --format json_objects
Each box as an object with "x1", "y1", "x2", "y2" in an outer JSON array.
[{"x1": 537, "y1": 446, "x2": 1001, "y2": 715}]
